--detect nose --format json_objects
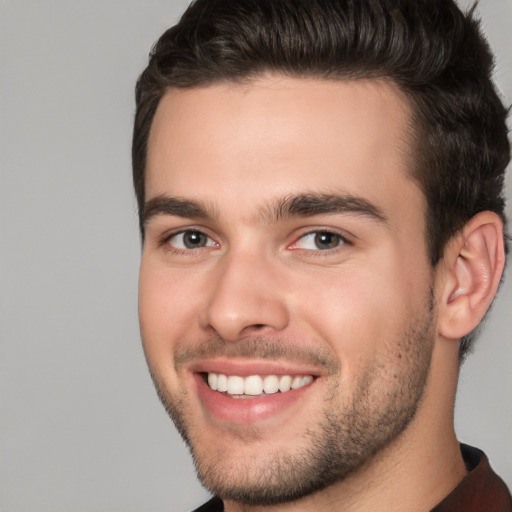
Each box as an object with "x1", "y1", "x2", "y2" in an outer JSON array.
[{"x1": 199, "y1": 251, "x2": 289, "y2": 342}]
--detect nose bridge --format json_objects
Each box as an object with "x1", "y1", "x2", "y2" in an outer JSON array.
[{"x1": 201, "y1": 247, "x2": 289, "y2": 341}]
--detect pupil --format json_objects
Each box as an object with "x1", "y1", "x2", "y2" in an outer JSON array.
[
  {"x1": 315, "y1": 232, "x2": 339, "y2": 249},
  {"x1": 184, "y1": 231, "x2": 205, "y2": 248}
]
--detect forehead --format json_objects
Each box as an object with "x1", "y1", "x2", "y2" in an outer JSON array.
[{"x1": 145, "y1": 76, "x2": 420, "y2": 222}]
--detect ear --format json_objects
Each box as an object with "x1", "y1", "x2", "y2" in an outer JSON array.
[{"x1": 437, "y1": 211, "x2": 505, "y2": 340}]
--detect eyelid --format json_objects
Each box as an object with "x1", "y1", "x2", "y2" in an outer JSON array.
[
  {"x1": 160, "y1": 227, "x2": 219, "y2": 251},
  {"x1": 288, "y1": 228, "x2": 353, "y2": 251}
]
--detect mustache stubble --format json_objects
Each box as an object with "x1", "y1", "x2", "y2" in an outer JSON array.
[{"x1": 173, "y1": 336, "x2": 341, "y2": 374}]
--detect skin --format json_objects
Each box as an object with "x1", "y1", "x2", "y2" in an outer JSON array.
[{"x1": 139, "y1": 76, "x2": 476, "y2": 511}]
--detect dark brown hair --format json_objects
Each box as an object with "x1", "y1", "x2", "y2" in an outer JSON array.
[{"x1": 133, "y1": 0, "x2": 510, "y2": 359}]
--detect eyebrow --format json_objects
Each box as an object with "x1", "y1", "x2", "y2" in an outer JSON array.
[
  {"x1": 143, "y1": 192, "x2": 386, "y2": 226},
  {"x1": 261, "y1": 193, "x2": 387, "y2": 224},
  {"x1": 143, "y1": 195, "x2": 218, "y2": 225}
]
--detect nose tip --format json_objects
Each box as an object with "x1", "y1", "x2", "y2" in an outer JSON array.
[{"x1": 199, "y1": 256, "x2": 289, "y2": 342}]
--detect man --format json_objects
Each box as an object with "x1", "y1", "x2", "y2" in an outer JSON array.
[{"x1": 132, "y1": 0, "x2": 511, "y2": 510}]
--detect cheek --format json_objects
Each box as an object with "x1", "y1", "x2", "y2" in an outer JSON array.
[
  {"x1": 138, "y1": 262, "x2": 203, "y2": 360},
  {"x1": 290, "y1": 262, "x2": 427, "y2": 377},
  {"x1": 298, "y1": 279, "x2": 389, "y2": 360}
]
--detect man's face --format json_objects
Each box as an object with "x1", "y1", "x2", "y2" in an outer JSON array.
[{"x1": 139, "y1": 76, "x2": 436, "y2": 504}]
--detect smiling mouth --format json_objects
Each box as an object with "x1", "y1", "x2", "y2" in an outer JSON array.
[{"x1": 205, "y1": 372, "x2": 314, "y2": 397}]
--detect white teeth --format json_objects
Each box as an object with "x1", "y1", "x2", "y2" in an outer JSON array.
[
  {"x1": 206, "y1": 373, "x2": 314, "y2": 396},
  {"x1": 291, "y1": 376, "x2": 305, "y2": 389},
  {"x1": 278, "y1": 375, "x2": 292, "y2": 392},
  {"x1": 244, "y1": 375, "x2": 263, "y2": 396},
  {"x1": 217, "y1": 374, "x2": 228, "y2": 392},
  {"x1": 263, "y1": 375, "x2": 279, "y2": 394},
  {"x1": 207, "y1": 373, "x2": 218, "y2": 391},
  {"x1": 226, "y1": 375, "x2": 244, "y2": 395}
]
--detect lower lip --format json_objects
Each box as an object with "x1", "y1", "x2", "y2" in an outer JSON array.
[{"x1": 194, "y1": 374, "x2": 313, "y2": 425}]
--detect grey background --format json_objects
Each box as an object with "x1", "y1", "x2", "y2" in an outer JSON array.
[{"x1": 0, "y1": 0, "x2": 510, "y2": 510}]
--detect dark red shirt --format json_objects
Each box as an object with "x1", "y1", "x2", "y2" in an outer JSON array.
[
  {"x1": 193, "y1": 444, "x2": 512, "y2": 511},
  {"x1": 432, "y1": 444, "x2": 511, "y2": 511}
]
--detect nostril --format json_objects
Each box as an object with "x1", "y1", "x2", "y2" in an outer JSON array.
[{"x1": 243, "y1": 324, "x2": 270, "y2": 334}]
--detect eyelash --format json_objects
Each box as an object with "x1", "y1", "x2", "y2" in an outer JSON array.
[
  {"x1": 160, "y1": 229, "x2": 218, "y2": 254},
  {"x1": 289, "y1": 230, "x2": 352, "y2": 253},
  {"x1": 159, "y1": 228, "x2": 353, "y2": 256}
]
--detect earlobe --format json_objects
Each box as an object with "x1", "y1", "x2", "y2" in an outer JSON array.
[{"x1": 438, "y1": 212, "x2": 505, "y2": 340}]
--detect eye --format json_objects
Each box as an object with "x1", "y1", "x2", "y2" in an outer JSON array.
[
  {"x1": 166, "y1": 230, "x2": 217, "y2": 250},
  {"x1": 292, "y1": 231, "x2": 347, "y2": 251}
]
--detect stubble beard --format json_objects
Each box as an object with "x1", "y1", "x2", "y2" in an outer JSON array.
[{"x1": 147, "y1": 298, "x2": 435, "y2": 506}]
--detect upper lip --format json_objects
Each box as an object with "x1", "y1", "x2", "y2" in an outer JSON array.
[{"x1": 188, "y1": 358, "x2": 325, "y2": 377}]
